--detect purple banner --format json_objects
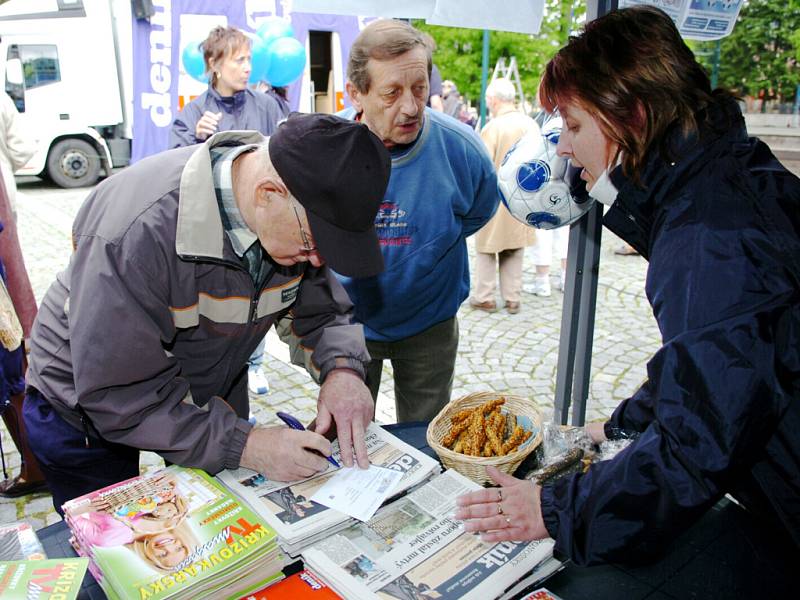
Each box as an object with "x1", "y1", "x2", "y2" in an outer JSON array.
[{"x1": 132, "y1": 0, "x2": 361, "y2": 162}]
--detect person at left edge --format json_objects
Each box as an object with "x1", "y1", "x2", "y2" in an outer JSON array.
[{"x1": 23, "y1": 113, "x2": 391, "y2": 513}]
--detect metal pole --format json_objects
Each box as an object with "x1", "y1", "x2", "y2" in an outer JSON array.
[
  {"x1": 552, "y1": 0, "x2": 615, "y2": 426},
  {"x1": 570, "y1": 205, "x2": 603, "y2": 425},
  {"x1": 711, "y1": 39, "x2": 720, "y2": 89},
  {"x1": 480, "y1": 29, "x2": 490, "y2": 129},
  {"x1": 553, "y1": 203, "x2": 603, "y2": 425}
]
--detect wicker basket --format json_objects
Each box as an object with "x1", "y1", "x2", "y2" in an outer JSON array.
[{"x1": 426, "y1": 391, "x2": 543, "y2": 485}]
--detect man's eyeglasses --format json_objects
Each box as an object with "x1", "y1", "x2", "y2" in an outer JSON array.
[{"x1": 291, "y1": 201, "x2": 316, "y2": 254}]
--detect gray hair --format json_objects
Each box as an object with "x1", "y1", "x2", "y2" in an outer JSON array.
[
  {"x1": 347, "y1": 19, "x2": 431, "y2": 93},
  {"x1": 486, "y1": 77, "x2": 516, "y2": 103}
]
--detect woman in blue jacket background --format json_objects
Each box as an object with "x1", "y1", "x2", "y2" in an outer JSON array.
[
  {"x1": 170, "y1": 25, "x2": 285, "y2": 395},
  {"x1": 456, "y1": 5, "x2": 800, "y2": 568},
  {"x1": 169, "y1": 26, "x2": 284, "y2": 148}
]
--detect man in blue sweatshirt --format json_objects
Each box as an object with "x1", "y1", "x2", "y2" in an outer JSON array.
[{"x1": 338, "y1": 19, "x2": 498, "y2": 422}]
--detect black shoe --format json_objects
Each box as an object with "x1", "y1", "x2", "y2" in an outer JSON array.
[{"x1": 0, "y1": 475, "x2": 49, "y2": 498}]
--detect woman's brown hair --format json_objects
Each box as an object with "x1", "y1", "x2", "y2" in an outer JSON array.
[
  {"x1": 539, "y1": 6, "x2": 715, "y2": 183},
  {"x1": 202, "y1": 26, "x2": 251, "y2": 88}
]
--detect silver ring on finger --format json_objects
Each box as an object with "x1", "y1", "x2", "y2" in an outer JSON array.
[
  {"x1": 505, "y1": 516, "x2": 512, "y2": 527},
  {"x1": 497, "y1": 503, "x2": 504, "y2": 515},
  {"x1": 497, "y1": 489, "x2": 502, "y2": 502}
]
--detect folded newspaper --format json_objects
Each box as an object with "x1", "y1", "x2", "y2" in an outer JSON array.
[
  {"x1": 301, "y1": 469, "x2": 557, "y2": 600},
  {"x1": 218, "y1": 423, "x2": 441, "y2": 557},
  {"x1": 62, "y1": 465, "x2": 286, "y2": 600}
]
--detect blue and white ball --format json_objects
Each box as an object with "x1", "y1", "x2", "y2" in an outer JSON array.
[{"x1": 497, "y1": 116, "x2": 593, "y2": 230}]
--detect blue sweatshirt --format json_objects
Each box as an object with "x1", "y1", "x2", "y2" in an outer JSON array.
[{"x1": 338, "y1": 108, "x2": 498, "y2": 342}]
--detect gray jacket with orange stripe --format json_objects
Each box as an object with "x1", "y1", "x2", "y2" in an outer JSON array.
[{"x1": 27, "y1": 131, "x2": 370, "y2": 475}]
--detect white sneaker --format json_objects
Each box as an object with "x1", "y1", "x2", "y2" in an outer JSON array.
[
  {"x1": 523, "y1": 277, "x2": 551, "y2": 297},
  {"x1": 554, "y1": 272, "x2": 565, "y2": 292},
  {"x1": 247, "y1": 368, "x2": 270, "y2": 395}
]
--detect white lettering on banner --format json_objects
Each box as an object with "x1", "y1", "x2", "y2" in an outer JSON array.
[{"x1": 142, "y1": 0, "x2": 172, "y2": 128}]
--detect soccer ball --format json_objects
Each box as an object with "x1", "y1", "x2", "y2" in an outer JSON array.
[{"x1": 497, "y1": 115, "x2": 593, "y2": 230}]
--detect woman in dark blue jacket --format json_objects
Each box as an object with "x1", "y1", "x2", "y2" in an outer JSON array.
[
  {"x1": 456, "y1": 6, "x2": 800, "y2": 566},
  {"x1": 170, "y1": 26, "x2": 285, "y2": 394},
  {"x1": 169, "y1": 26, "x2": 284, "y2": 148}
]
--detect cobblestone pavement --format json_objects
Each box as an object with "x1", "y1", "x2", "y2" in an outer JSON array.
[{"x1": 1, "y1": 177, "x2": 659, "y2": 529}]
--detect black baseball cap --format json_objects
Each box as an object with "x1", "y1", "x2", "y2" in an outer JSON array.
[{"x1": 268, "y1": 112, "x2": 391, "y2": 278}]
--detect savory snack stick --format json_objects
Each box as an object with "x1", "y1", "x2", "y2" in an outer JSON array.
[
  {"x1": 485, "y1": 412, "x2": 505, "y2": 456},
  {"x1": 466, "y1": 408, "x2": 488, "y2": 455},
  {"x1": 502, "y1": 423, "x2": 532, "y2": 455},
  {"x1": 451, "y1": 406, "x2": 476, "y2": 423},
  {"x1": 442, "y1": 417, "x2": 471, "y2": 447},
  {"x1": 479, "y1": 397, "x2": 506, "y2": 415}
]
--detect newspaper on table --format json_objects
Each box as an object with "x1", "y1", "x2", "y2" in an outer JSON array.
[
  {"x1": 0, "y1": 522, "x2": 46, "y2": 561},
  {"x1": 62, "y1": 465, "x2": 286, "y2": 600},
  {"x1": 302, "y1": 469, "x2": 557, "y2": 600},
  {"x1": 218, "y1": 423, "x2": 441, "y2": 556}
]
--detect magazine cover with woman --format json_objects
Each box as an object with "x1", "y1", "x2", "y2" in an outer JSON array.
[{"x1": 62, "y1": 465, "x2": 283, "y2": 600}]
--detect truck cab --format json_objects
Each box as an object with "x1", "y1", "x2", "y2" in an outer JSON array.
[{"x1": 0, "y1": 0, "x2": 132, "y2": 188}]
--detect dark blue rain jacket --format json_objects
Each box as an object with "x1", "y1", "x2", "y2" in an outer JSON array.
[
  {"x1": 540, "y1": 94, "x2": 800, "y2": 565},
  {"x1": 169, "y1": 85, "x2": 284, "y2": 148}
]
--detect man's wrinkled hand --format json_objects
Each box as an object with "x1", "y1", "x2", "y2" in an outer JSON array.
[
  {"x1": 315, "y1": 369, "x2": 374, "y2": 469},
  {"x1": 240, "y1": 426, "x2": 332, "y2": 481}
]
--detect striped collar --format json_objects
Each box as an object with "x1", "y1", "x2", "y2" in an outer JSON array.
[{"x1": 210, "y1": 143, "x2": 259, "y2": 258}]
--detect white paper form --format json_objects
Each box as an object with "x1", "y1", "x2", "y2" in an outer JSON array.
[{"x1": 310, "y1": 465, "x2": 403, "y2": 522}]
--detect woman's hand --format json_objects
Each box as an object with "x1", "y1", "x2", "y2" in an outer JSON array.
[
  {"x1": 195, "y1": 111, "x2": 222, "y2": 141},
  {"x1": 585, "y1": 421, "x2": 607, "y2": 444},
  {"x1": 454, "y1": 466, "x2": 549, "y2": 543}
]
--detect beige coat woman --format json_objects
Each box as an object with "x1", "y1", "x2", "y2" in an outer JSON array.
[{"x1": 476, "y1": 106, "x2": 537, "y2": 253}]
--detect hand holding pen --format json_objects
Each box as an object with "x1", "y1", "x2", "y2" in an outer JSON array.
[
  {"x1": 239, "y1": 418, "x2": 334, "y2": 481},
  {"x1": 277, "y1": 412, "x2": 340, "y2": 468}
]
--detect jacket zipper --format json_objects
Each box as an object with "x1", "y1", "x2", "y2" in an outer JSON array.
[{"x1": 180, "y1": 254, "x2": 263, "y2": 323}]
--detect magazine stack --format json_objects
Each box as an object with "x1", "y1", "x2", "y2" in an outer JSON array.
[
  {"x1": 301, "y1": 469, "x2": 559, "y2": 600},
  {"x1": 62, "y1": 465, "x2": 286, "y2": 600},
  {"x1": 0, "y1": 557, "x2": 89, "y2": 600},
  {"x1": 218, "y1": 423, "x2": 441, "y2": 557}
]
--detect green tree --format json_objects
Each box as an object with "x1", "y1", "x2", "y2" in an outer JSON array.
[
  {"x1": 414, "y1": 0, "x2": 583, "y2": 109},
  {"x1": 695, "y1": 0, "x2": 800, "y2": 104}
]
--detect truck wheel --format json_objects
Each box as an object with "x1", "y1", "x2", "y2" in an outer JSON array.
[{"x1": 47, "y1": 139, "x2": 101, "y2": 188}]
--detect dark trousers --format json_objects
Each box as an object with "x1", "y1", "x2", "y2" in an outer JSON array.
[
  {"x1": 22, "y1": 388, "x2": 139, "y2": 515},
  {"x1": 365, "y1": 317, "x2": 459, "y2": 423}
]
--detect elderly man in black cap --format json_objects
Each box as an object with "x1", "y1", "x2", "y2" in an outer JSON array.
[{"x1": 22, "y1": 113, "x2": 391, "y2": 513}]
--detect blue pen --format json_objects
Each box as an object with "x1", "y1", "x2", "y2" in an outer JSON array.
[{"x1": 276, "y1": 411, "x2": 340, "y2": 468}]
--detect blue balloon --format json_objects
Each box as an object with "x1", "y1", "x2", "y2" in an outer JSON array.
[
  {"x1": 181, "y1": 41, "x2": 207, "y2": 83},
  {"x1": 265, "y1": 37, "x2": 306, "y2": 87},
  {"x1": 247, "y1": 34, "x2": 272, "y2": 84},
  {"x1": 257, "y1": 17, "x2": 294, "y2": 50}
]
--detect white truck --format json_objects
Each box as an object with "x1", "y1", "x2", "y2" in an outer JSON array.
[
  {"x1": 0, "y1": 0, "x2": 134, "y2": 188},
  {"x1": 0, "y1": 0, "x2": 358, "y2": 188}
]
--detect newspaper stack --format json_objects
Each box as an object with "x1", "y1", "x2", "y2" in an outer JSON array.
[
  {"x1": 62, "y1": 465, "x2": 286, "y2": 600},
  {"x1": 218, "y1": 423, "x2": 441, "y2": 557},
  {"x1": 301, "y1": 470, "x2": 559, "y2": 600}
]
